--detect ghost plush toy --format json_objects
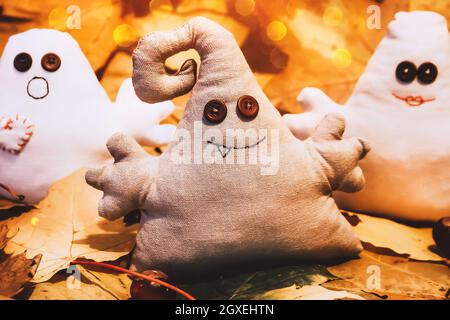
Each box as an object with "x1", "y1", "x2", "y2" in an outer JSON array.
[
  {"x1": 0, "y1": 29, "x2": 176, "y2": 204},
  {"x1": 85, "y1": 17, "x2": 370, "y2": 275},
  {"x1": 284, "y1": 11, "x2": 450, "y2": 223}
]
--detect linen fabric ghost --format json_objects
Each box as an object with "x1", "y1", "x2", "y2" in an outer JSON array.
[
  {"x1": 284, "y1": 11, "x2": 450, "y2": 223},
  {"x1": 0, "y1": 29, "x2": 176, "y2": 204},
  {"x1": 86, "y1": 17, "x2": 369, "y2": 275}
]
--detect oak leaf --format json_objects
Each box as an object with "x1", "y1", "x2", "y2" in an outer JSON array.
[{"x1": 28, "y1": 273, "x2": 117, "y2": 300}]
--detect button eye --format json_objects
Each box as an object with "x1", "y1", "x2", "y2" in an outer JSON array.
[
  {"x1": 14, "y1": 52, "x2": 32, "y2": 72},
  {"x1": 237, "y1": 95, "x2": 259, "y2": 120},
  {"x1": 395, "y1": 61, "x2": 417, "y2": 83},
  {"x1": 204, "y1": 100, "x2": 227, "y2": 124},
  {"x1": 417, "y1": 62, "x2": 438, "y2": 85},
  {"x1": 41, "y1": 53, "x2": 61, "y2": 72}
]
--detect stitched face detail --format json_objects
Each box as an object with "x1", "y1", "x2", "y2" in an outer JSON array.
[
  {"x1": 393, "y1": 61, "x2": 438, "y2": 107},
  {"x1": 0, "y1": 115, "x2": 34, "y2": 154}
]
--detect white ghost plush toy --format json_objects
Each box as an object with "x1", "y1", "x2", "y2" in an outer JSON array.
[
  {"x1": 0, "y1": 29, "x2": 176, "y2": 204},
  {"x1": 284, "y1": 11, "x2": 450, "y2": 223}
]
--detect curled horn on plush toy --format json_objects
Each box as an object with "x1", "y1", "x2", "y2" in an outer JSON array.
[{"x1": 132, "y1": 17, "x2": 256, "y2": 104}]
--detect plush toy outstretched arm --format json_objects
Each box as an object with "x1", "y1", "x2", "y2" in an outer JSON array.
[
  {"x1": 283, "y1": 87, "x2": 341, "y2": 140},
  {"x1": 85, "y1": 133, "x2": 158, "y2": 221},
  {"x1": 114, "y1": 78, "x2": 176, "y2": 146},
  {"x1": 307, "y1": 113, "x2": 370, "y2": 193}
]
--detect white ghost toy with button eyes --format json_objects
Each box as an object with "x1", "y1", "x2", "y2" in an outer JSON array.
[
  {"x1": 0, "y1": 29, "x2": 176, "y2": 204},
  {"x1": 284, "y1": 11, "x2": 450, "y2": 222}
]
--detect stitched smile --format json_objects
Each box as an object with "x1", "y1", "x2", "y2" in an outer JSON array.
[
  {"x1": 392, "y1": 92, "x2": 435, "y2": 107},
  {"x1": 207, "y1": 136, "x2": 267, "y2": 158}
]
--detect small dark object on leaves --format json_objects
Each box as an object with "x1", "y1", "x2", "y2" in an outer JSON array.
[
  {"x1": 432, "y1": 217, "x2": 450, "y2": 258},
  {"x1": 130, "y1": 270, "x2": 176, "y2": 300}
]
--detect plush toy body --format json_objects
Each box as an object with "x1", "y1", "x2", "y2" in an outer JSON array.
[
  {"x1": 87, "y1": 17, "x2": 369, "y2": 274},
  {"x1": 284, "y1": 11, "x2": 450, "y2": 223},
  {"x1": 0, "y1": 29, "x2": 175, "y2": 204}
]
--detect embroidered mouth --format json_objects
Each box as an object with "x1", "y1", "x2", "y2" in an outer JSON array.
[
  {"x1": 392, "y1": 92, "x2": 435, "y2": 107},
  {"x1": 207, "y1": 136, "x2": 267, "y2": 158},
  {"x1": 27, "y1": 77, "x2": 49, "y2": 100}
]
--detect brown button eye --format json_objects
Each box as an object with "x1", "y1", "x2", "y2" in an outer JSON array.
[
  {"x1": 41, "y1": 53, "x2": 61, "y2": 72},
  {"x1": 204, "y1": 100, "x2": 227, "y2": 124},
  {"x1": 14, "y1": 53, "x2": 32, "y2": 72},
  {"x1": 237, "y1": 95, "x2": 259, "y2": 119}
]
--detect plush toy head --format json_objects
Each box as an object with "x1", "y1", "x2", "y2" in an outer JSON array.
[
  {"x1": 0, "y1": 29, "x2": 175, "y2": 204},
  {"x1": 0, "y1": 29, "x2": 108, "y2": 115},
  {"x1": 285, "y1": 11, "x2": 450, "y2": 222},
  {"x1": 87, "y1": 17, "x2": 370, "y2": 275},
  {"x1": 348, "y1": 11, "x2": 450, "y2": 112},
  {"x1": 132, "y1": 16, "x2": 293, "y2": 166}
]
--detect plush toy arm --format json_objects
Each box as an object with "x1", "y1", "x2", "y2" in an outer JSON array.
[
  {"x1": 142, "y1": 124, "x2": 176, "y2": 146},
  {"x1": 115, "y1": 79, "x2": 176, "y2": 147},
  {"x1": 297, "y1": 87, "x2": 339, "y2": 113},
  {"x1": 307, "y1": 113, "x2": 370, "y2": 193},
  {"x1": 283, "y1": 87, "x2": 341, "y2": 140},
  {"x1": 85, "y1": 133, "x2": 157, "y2": 221}
]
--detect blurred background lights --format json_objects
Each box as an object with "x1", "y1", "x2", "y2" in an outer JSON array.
[
  {"x1": 48, "y1": 8, "x2": 68, "y2": 31},
  {"x1": 332, "y1": 48, "x2": 352, "y2": 68},
  {"x1": 323, "y1": 6, "x2": 343, "y2": 27},
  {"x1": 113, "y1": 24, "x2": 138, "y2": 47},
  {"x1": 235, "y1": 0, "x2": 255, "y2": 16},
  {"x1": 266, "y1": 20, "x2": 287, "y2": 41},
  {"x1": 31, "y1": 217, "x2": 39, "y2": 226},
  {"x1": 270, "y1": 47, "x2": 288, "y2": 70}
]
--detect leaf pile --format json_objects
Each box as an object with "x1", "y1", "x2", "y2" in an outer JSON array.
[{"x1": 4, "y1": 169, "x2": 138, "y2": 283}]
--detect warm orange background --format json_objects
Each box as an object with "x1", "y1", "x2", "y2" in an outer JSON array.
[{"x1": 1, "y1": 0, "x2": 449, "y2": 115}]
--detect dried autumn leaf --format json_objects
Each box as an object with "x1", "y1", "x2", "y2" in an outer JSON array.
[
  {"x1": 0, "y1": 223, "x2": 8, "y2": 250},
  {"x1": 28, "y1": 273, "x2": 118, "y2": 300},
  {"x1": 77, "y1": 264, "x2": 132, "y2": 300},
  {"x1": 0, "y1": 252, "x2": 42, "y2": 298},
  {"x1": 347, "y1": 212, "x2": 443, "y2": 261},
  {"x1": 257, "y1": 284, "x2": 364, "y2": 300},
  {"x1": 324, "y1": 251, "x2": 450, "y2": 300},
  {"x1": 180, "y1": 264, "x2": 335, "y2": 300},
  {"x1": 4, "y1": 169, "x2": 138, "y2": 283}
]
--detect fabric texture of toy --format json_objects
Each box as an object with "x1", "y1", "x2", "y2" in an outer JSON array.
[
  {"x1": 0, "y1": 29, "x2": 176, "y2": 204},
  {"x1": 86, "y1": 17, "x2": 370, "y2": 275},
  {"x1": 284, "y1": 11, "x2": 450, "y2": 223}
]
